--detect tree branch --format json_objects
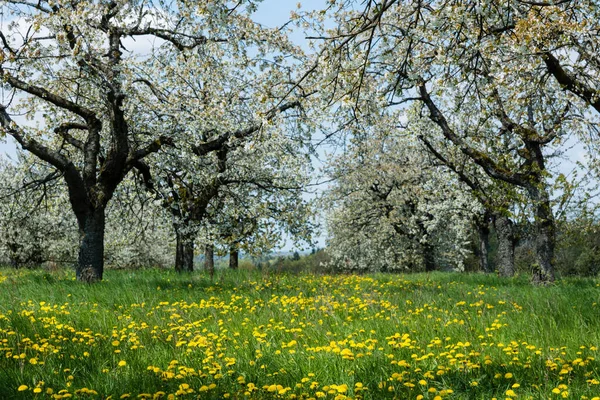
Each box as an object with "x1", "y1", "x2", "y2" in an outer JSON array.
[
  {"x1": 192, "y1": 101, "x2": 301, "y2": 156},
  {"x1": 416, "y1": 80, "x2": 527, "y2": 186},
  {"x1": 54, "y1": 122, "x2": 87, "y2": 150},
  {"x1": 0, "y1": 106, "x2": 70, "y2": 170},
  {"x1": 0, "y1": 68, "x2": 99, "y2": 123},
  {"x1": 128, "y1": 135, "x2": 174, "y2": 163},
  {"x1": 543, "y1": 51, "x2": 600, "y2": 115},
  {"x1": 125, "y1": 26, "x2": 227, "y2": 51}
]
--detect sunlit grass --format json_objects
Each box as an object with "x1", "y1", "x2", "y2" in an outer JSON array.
[{"x1": 0, "y1": 268, "x2": 599, "y2": 399}]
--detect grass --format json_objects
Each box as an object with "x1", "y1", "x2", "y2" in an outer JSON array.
[{"x1": 0, "y1": 268, "x2": 599, "y2": 399}]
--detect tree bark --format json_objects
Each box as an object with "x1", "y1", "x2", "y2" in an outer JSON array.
[
  {"x1": 76, "y1": 208, "x2": 106, "y2": 282},
  {"x1": 493, "y1": 214, "x2": 516, "y2": 277},
  {"x1": 175, "y1": 229, "x2": 194, "y2": 272},
  {"x1": 477, "y1": 218, "x2": 492, "y2": 273},
  {"x1": 229, "y1": 248, "x2": 239, "y2": 270},
  {"x1": 204, "y1": 244, "x2": 215, "y2": 279},
  {"x1": 422, "y1": 242, "x2": 436, "y2": 272},
  {"x1": 527, "y1": 184, "x2": 556, "y2": 284}
]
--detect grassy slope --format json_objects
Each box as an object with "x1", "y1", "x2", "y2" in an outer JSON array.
[{"x1": 0, "y1": 268, "x2": 599, "y2": 399}]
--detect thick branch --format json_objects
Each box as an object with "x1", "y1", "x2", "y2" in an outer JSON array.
[
  {"x1": 1, "y1": 69, "x2": 99, "y2": 122},
  {"x1": 1, "y1": 106, "x2": 69, "y2": 170},
  {"x1": 131, "y1": 160, "x2": 154, "y2": 191},
  {"x1": 418, "y1": 136, "x2": 479, "y2": 194},
  {"x1": 1, "y1": 106, "x2": 92, "y2": 223},
  {"x1": 417, "y1": 81, "x2": 527, "y2": 186},
  {"x1": 3, "y1": 0, "x2": 52, "y2": 13},
  {"x1": 543, "y1": 52, "x2": 600, "y2": 115},
  {"x1": 125, "y1": 26, "x2": 227, "y2": 51},
  {"x1": 128, "y1": 135, "x2": 174, "y2": 163}
]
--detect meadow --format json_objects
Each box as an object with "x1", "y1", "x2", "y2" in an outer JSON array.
[{"x1": 0, "y1": 268, "x2": 599, "y2": 400}]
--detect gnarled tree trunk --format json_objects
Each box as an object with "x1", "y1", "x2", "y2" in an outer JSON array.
[
  {"x1": 527, "y1": 184, "x2": 556, "y2": 284},
  {"x1": 493, "y1": 214, "x2": 516, "y2": 277},
  {"x1": 175, "y1": 229, "x2": 194, "y2": 272},
  {"x1": 77, "y1": 208, "x2": 106, "y2": 282}
]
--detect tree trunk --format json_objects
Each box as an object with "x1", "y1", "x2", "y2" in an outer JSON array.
[
  {"x1": 493, "y1": 214, "x2": 516, "y2": 277},
  {"x1": 175, "y1": 229, "x2": 194, "y2": 272},
  {"x1": 229, "y1": 248, "x2": 239, "y2": 270},
  {"x1": 527, "y1": 185, "x2": 556, "y2": 284},
  {"x1": 204, "y1": 244, "x2": 214, "y2": 279},
  {"x1": 422, "y1": 242, "x2": 436, "y2": 272},
  {"x1": 477, "y1": 219, "x2": 492, "y2": 273},
  {"x1": 77, "y1": 208, "x2": 105, "y2": 282}
]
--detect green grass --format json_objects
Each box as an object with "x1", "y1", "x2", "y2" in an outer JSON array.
[{"x1": 0, "y1": 268, "x2": 599, "y2": 399}]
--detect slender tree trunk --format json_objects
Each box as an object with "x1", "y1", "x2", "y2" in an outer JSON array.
[
  {"x1": 477, "y1": 219, "x2": 492, "y2": 273},
  {"x1": 204, "y1": 244, "x2": 214, "y2": 279},
  {"x1": 229, "y1": 248, "x2": 239, "y2": 270},
  {"x1": 493, "y1": 214, "x2": 516, "y2": 277},
  {"x1": 175, "y1": 229, "x2": 194, "y2": 272},
  {"x1": 527, "y1": 184, "x2": 556, "y2": 284},
  {"x1": 77, "y1": 208, "x2": 105, "y2": 282}
]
